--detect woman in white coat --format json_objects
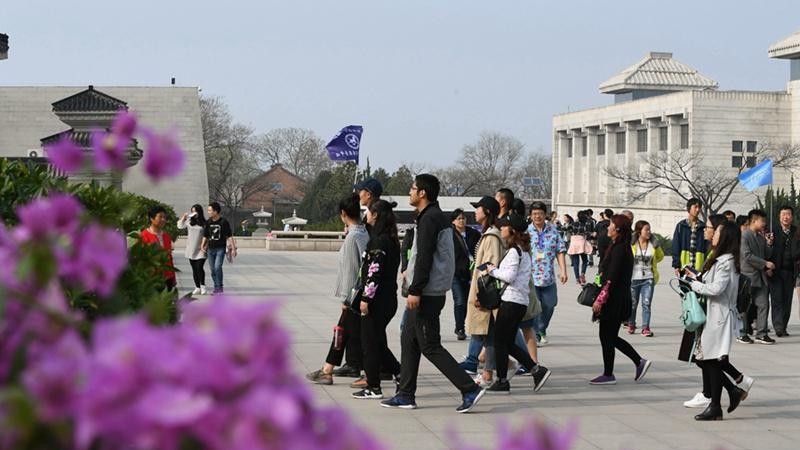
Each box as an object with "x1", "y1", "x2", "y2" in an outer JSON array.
[
  {"x1": 177, "y1": 204, "x2": 208, "y2": 295},
  {"x1": 685, "y1": 220, "x2": 745, "y2": 421}
]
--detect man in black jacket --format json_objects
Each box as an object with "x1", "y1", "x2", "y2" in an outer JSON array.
[
  {"x1": 596, "y1": 208, "x2": 613, "y2": 264},
  {"x1": 382, "y1": 174, "x2": 486, "y2": 413},
  {"x1": 451, "y1": 208, "x2": 481, "y2": 340},
  {"x1": 768, "y1": 205, "x2": 800, "y2": 337}
]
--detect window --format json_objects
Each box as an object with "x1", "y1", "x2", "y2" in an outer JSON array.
[
  {"x1": 732, "y1": 140, "x2": 743, "y2": 153},
  {"x1": 732, "y1": 140, "x2": 757, "y2": 168},
  {"x1": 271, "y1": 182, "x2": 283, "y2": 191},
  {"x1": 616, "y1": 131, "x2": 626, "y2": 154},
  {"x1": 581, "y1": 136, "x2": 587, "y2": 157},
  {"x1": 659, "y1": 126, "x2": 668, "y2": 151},
  {"x1": 680, "y1": 124, "x2": 689, "y2": 149},
  {"x1": 566, "y1": 138, "x2": 572, "y2": 158},
  {"x1": 747, "y1": 141, "x2": 757, "y2": 153},
  {"x1": 636, "y1": 129, "x2": 647, "y2": 153},
  {"x1": 597, "y1": 134, "x2": 605, "y2": 156}
]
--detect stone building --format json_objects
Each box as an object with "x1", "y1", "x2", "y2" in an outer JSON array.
[{"x1": 552, "y1": 29, "x2": 800, "y2": 235}]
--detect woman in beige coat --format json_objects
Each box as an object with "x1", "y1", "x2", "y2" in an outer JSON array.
[{"x1": 458, "y1": 196, "x2": 505, "y2": 384}]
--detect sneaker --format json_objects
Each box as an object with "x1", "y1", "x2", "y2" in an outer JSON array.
[
  {"x1": 459, "y1": 360, "x2": 478, "y2": 375},
  {"x1": 589, "y1": 374, "x2": 617, "y2": 385},
  {"x1": 350, "y1": 376, "x2": 368, "y2": 389},
  {"x1": 635, "y1": 359, "x2": 652, "y2": 382},
  {"x1": 352, "y1": 387, "x2": 383, "y2": 399},
  {"x1": 456, "y1": 387, "x2": 486, "y2": 413},
  {"x1": 737, "y1": 374, "x2": 754, "y2": 393},
  {"x1": 305, "y1": 369, "x2": 333, "y2": 385},
  {"x1": 473, "y1": 373, "x2": 492, "y2": 388},
  {"x1": 754, "y1": 336, "x2": 776, "y2": 345},
  {"x1": 683, "y1": 392, "x2": 712, "y2": 408},
  {"x1": 199, "y1": 286, "x2": 208, "y2": 295},
  {"x1": 532, "y1": 365, "x2": 552, "y2": 392},
  {"x1": 538, "y1": 334, "x2": 549, "y2": 346},
  {"x1": 191, "y1": 287, "x2": 201, "y2": 296},
  {"x1": 579, "y1": 274, "x2": 587, "y2": 285},
  {"x1": 486, "y1": 379, "x2": 510, "y2": 394},
  {"x1": 515, "y1": 365, "x2": 531, "y2": 376},
  {"x1": 736, "y1": 335, "x2": 754, "y2": 344},
  {"x1": 642, "y1": 327, "x2": 654, "y2": 337},
  {"x1": 627, "y1": 323, "x2": 636, "y2": 335},
  {"x1": 456, "y1": 329, "x2": 467, "y2": 341},
  {"x1": 507, "y1": 360, "x2": 520, "y2": 382},
  {"x1": 332, "y1": 364, "x2": 361, "y2": 378},
  {"x1": 380, "y1": 395, "x2": 417, "y2": 409}
]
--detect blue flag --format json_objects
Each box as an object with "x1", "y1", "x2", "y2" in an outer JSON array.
[
  {"x1": 326, "y1": 125, "x2": 363, "y2": 163},
  {"x1": 738, "y1": 159, "x2": 773, "y2": 192}
]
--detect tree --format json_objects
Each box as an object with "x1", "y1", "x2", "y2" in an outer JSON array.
[
  {"x1": 384, "y1": 165, "x2": 414, "y2": 195},
  {"x1": 604, "y1": 142, "x2": 800, "y2": 218},
  {"x1": 252, "y1": 128, "x2": 332, "y2": 183},
  {"x1": 515, "y1": 150, "x2": 552, "y2": 200},
  {"x1": 370, "y1": 167, "x2": 391, "y2": 189},
  {"x1": 297, "y1": 162, "x2": 357, "y2": 223},
  {"x1": 456, "y1": 131, "x2": 525, "y2": 195}
]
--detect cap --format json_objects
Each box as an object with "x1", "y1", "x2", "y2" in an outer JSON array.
[
  {"x1": 470, "y1": 196, "x2": 500, "y2": 217},
  {"x1": 529, "y1": 201, "x2": 547, "y2": 213},
  {"x1": 355, "y1": 178, "x2": 383, "y2": 197},
  {"x1": 497, "y1": 214, "x2": 528, "y2": 232}
]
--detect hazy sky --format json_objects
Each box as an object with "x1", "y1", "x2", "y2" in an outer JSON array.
[{"x1": 3, "y1": 0, "x2": 799, "y2": 171}]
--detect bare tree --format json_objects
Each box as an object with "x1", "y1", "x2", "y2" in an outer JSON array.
[
  {"x1": 456, "y1": 131, "x2": 525, "y2": 195},
  {"x1": 515, "y1": 150, "x2": 552, "y2": 200},
  {"x1": 252, "y1": 128, "x2": 331, "y2": 183},
  {"x1": 604, "y1": 142, "x2": 800, "y2": 217}
]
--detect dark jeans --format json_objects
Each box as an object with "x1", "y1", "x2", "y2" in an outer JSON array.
[
  {"x1": 570, "y1": 254, "x2": 588, "y2": 279},
  {"x1": 452, "y1": 278, "x2": 469, "y2": 333},
  {"x1": 189, "y1": 258, "x2": 206, "y2": 288},
  {"x1": 325, "y1": 309, "x2": 362, "y2": 370},
  {"x1": 397, "y1": 295, "x2": 477, "y2": 399},
  {"x1": 533, "y1": 283, "x2": 558, "y2": 335},
  {"x1": 599, "y1": 319, "x2": 642, "y2": 376},
  {"x1": 494, "y1": 301, "x2": 536, "y2": 380},
  {"x1": 361, "y1": 297, "x2": 401, "y2": 388},
  {"x1": 207, "y1": 247, "x2": 226, "y2": 290},
  {"x1": 768, "y1": 269, "x2": 794, "y2": 334},
  {"x1": 699, "y1": 358, "x2": 737, "y2": 398},
  {"x1": 698, "y1": 359, "x2": 724, "y2": 407}
]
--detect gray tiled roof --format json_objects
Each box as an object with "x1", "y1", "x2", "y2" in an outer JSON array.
[
  {"x1": 768, "y1": 29, "x2": 800, "y2": 59},
  {"x1": 599, "y1": 52, "x2": 718, "y2": 94},
  {"x1": 52, "y1": 86, "x2": 127, "y2": 112}
]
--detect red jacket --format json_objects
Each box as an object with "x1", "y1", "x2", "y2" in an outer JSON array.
[{"x1": 140, "y1": 229, "x2": 176, "y2": 282}]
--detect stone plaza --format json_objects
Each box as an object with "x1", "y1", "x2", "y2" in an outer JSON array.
[{"x1": 174, "y1": 249, "x2": 800, "y2": 450}]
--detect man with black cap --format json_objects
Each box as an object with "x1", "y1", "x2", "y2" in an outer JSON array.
[
  {"x1": 382, "y1": 174, "x2": 486, "y2": 413},
  {"x1": 355, "y1": 177, "x2": 383, "y2": 210}
]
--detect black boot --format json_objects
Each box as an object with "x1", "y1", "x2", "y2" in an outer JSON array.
[
  {"x1": 727, "y1": 386, "x2": 747, "y2": 413},
  {"x1": 694, "y1": 404, "x2": 723, "y2": 421}
]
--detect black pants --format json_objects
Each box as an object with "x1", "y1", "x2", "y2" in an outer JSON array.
[
  {"x1": 599, "y1": 319, "x2": 642, "y2": 376},
  {"x1": 325, "y1": 309, "x2": 362, "y2": 370},
  {"x1": 768, "y1": 269, "x2": 794, "y2": 334},
  {"x1": 361, "y1": 297, "x2": 401, "y2": 388},
  {"x1": 700, "y1": 357, "x2": 736, "y2": 398},
  {"x1": 189, "y1": 258, "x2": 206, "y2": 288},
  {"x1": 698, "y1": 359, "x2": 724, "y2": 407},
  {"x1": 493, "y1": 301, "x2": 536, "y2": 380},
  {"x1": 397, "y1": 295, "x2": 477, "y2": 399}
]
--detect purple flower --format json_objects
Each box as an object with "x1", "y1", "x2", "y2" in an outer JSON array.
[
  {"x1": 91, "y1": 128, "x2": 129, "y2": 171},
  {"x1": 15, "y1": 194, "x2": 83, "y2": 240},
  {"x1": 44, "y1": 134, "x2": 85, "y2": 174},
  {"x1": 367, "y1": 262, "x2": 380, "y2": 278},
  {"x1": 142, "y1": 129, "x2": 185, "y2": 182},
  {"x1": 58, "y1": 224, "x2": 127, "y2": 296},
  {"x1": 364, "y1": 281, "x2": 378, "y2": 299},
  {"x1": 111, "y1": 110, "x2": 137, "y2": 140}
]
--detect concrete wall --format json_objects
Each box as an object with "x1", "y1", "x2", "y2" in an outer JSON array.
[
  {"x1": 174, "y1": 236, "x2": 343, "y2": 252},
  {"x1": 0, "y1": 86, "x2": 209, "y2": 214}
]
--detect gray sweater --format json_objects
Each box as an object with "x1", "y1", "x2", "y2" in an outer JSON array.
[{"x1": 334, "y1": 224, "x2": 370, "y2": 299}]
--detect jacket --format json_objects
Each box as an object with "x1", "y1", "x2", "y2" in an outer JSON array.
[
  {"x1": 741, "y1": 229, "x2": 772, "y2": 288},
  {"x1": 489, "y1": 246, "x2": 531, "y2": 306},
  {"x1": 359, "y1": 234, "x2": 401, "y2": 305},
  {"x1": 631, "y1": 241, "x2": 665, "y2": 284},
  {"x1": 452, "y1": 226, "x2": 480, "y2": 281},
  {"x1": 140, "y1": 229, "x2": 176, "y2": 283},
  {"x1": 690, "y1": 254, "x2": 738, "y2": 360},
  {"x1": 466, "y1": 227, "x2": 505, "y2": 335},
  {"x1": 768, "y1": 225, "x2": 800, "y2": 279},
  {"x1": 671, "y1": 218, "x2": 707, "y2": 271},
  {"x1": 334, "y1": 224, "x2": 370, "y2": 299},
  {"x1": 405, "y1": 202, "x2": 455, "y2": 297},
  {"x1": 598, "y1": 238, "x2": 633, "y2": 323}
]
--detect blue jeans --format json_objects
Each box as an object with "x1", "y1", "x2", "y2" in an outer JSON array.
[
  {"x1": 629, "y1": 278, "x2": 654, "y2": 328},
  {"x1": 533, "y1": 283, "x2": 558, "y2": 336},
  {"x1": 570, "y1": 254, "x2": 588, "y2": 279},
  {"x1": 207, "y1": 247, "x2": 226, "y2": 290},
  {"x1": 451, "y1": 278, "x2": 469, "y2": 332}
]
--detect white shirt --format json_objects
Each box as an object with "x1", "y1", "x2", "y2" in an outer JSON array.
[{"x1": 490, "y1": 246, "x2": 532, "y2": 306}]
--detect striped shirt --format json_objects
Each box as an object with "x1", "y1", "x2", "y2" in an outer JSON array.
[{"x1": 334, "y1": 224, "x2": 370, "y2": 299}]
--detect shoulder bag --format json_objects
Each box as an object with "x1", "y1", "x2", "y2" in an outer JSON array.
[{"x1": 669, "y1": 278, "x2": 706, "y2": 332}]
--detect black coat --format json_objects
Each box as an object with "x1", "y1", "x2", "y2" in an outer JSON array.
[
  {"x1": 598, "y1": 239, "x2": 633, "y2": 323},
  {"x1": 362, "y1": 234, "x2": 401, "y2": 305},
  {"x1": 452, "y1": 226, "x2": 482, "y2": 281},
  {"x1": 768, "y1": 225, "x2": 800, "y2": 279}
]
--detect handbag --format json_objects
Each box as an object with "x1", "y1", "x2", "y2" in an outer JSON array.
[
  {"x1": 577, "y1": 282, "x2": 600, "y2": 307},
  {"x1": 476, "y1": 273, "x2": 506, "y2": 310},
  {"x1": 523, "y1": 278, "x2": 542, "y2": 321},
  {"x1": 670, "y1": 278, "x2": 706, "y2": 332}
]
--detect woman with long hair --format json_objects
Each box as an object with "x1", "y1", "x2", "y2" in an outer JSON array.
[
  {"x1": 628, "y1": 220, "x2": 664, "y2": 336},
  {"x1": 567, "y1": 211, "x2": 592, "y2": 285},
  {"x1": 177, "y1": 204, "x2": 208, "y2": 295},
  {"x1": 352, "y1": 199, "x2": 402, "y2": 399},
  {"x1": 590, "y1": 214, "x2": 652, "y2": 385},
  {"x1": 684, "y1": 221, "x2": 745, "y2": 420}
]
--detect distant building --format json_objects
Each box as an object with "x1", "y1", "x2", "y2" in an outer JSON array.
[
  {"x1": 552, "y1": 29, "x2": 800, "y2": 235},
  {"x1": 241, "y1": 163, "x2": 306, "y2": 220}
]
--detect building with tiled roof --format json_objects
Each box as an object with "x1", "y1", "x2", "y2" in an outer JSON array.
[{"x1": 552, "y1": 30, "x2": 800, "y2": 235}]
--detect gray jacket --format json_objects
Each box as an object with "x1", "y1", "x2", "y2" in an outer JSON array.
[
  {"x1": 740, "y1": 229, "x2": 772, "y2": 288},
  {"x1": 405, "y1": 202, "x2": 455, "y2": 297},
  {"x1": 334, "y1": 224, "x2": 370, "y2": 298}
]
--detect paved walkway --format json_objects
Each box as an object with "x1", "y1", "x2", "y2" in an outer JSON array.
[{"x1": 175, "y1": 250, "x2": 800, "y2": 450}]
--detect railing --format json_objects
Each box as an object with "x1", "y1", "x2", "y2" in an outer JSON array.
[{"x1": 264, "y1": 231, "x2": 345, "y2": 240}]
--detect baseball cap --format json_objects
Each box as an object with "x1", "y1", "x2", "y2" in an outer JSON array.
[
  {"x1": 470, "y1": 196, "x2": 500, "y2": 216},
  {"x1": 355, "y1": 178, "x2": 383, "y2": 197},
  {"x1": 497, "y1": 214, "x2": 528, "y2": 232}
]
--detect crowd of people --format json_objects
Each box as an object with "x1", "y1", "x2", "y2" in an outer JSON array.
[{"x1": 138, "y1": 175, "x2": 794, "y2": 420}]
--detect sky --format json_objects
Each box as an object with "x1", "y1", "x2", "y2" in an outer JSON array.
[{"x1": 2, "y1": 0, "x2": 799, "y2": 171}]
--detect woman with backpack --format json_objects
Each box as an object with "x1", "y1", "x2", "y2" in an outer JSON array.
[
  {"x1": 483, "y1": 214, "x2": 551, "y2": 394},
  {"x1": 683, "y1": 220, "x2": 747, "y2": 420}
]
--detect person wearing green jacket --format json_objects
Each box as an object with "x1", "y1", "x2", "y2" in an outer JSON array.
[{"x1": 627, "y1": 220, "x2": 664, "y2": 337}]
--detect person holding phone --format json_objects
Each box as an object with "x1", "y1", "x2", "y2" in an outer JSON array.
[
  {"x1": 177, "y1": 204, "x2": 207, "y2": 295},
  {"x1": 740, "y1": 209, "x2": 775, "y2": 345}
]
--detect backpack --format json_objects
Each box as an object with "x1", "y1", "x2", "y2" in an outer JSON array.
[
  {"x1": 736, "y1": 274, "x2": 752, "y2": 314},
  {"x1": 476, "y1": 246, "x2": 521, "y2": 310}
]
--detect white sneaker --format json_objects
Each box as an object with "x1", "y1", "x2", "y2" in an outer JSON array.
[
  {"x1": 473, "y1": 373, "x2": 492, "y2": 388},
  {"x1": 199, "y1": 286, "x2": 208, "y2": 295},
  {"x1": 539, "y1": 335, "x2": 549, "y2": 346},
  {"x1": 737, "y1": 374, "x2": 754, "y2": 393},
  {"x1": 683, "y1": 392, "x2": 711, "y2": 408},
  {"x1": 191, "y1": 287, "x2": 201, "y2": 296}
]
